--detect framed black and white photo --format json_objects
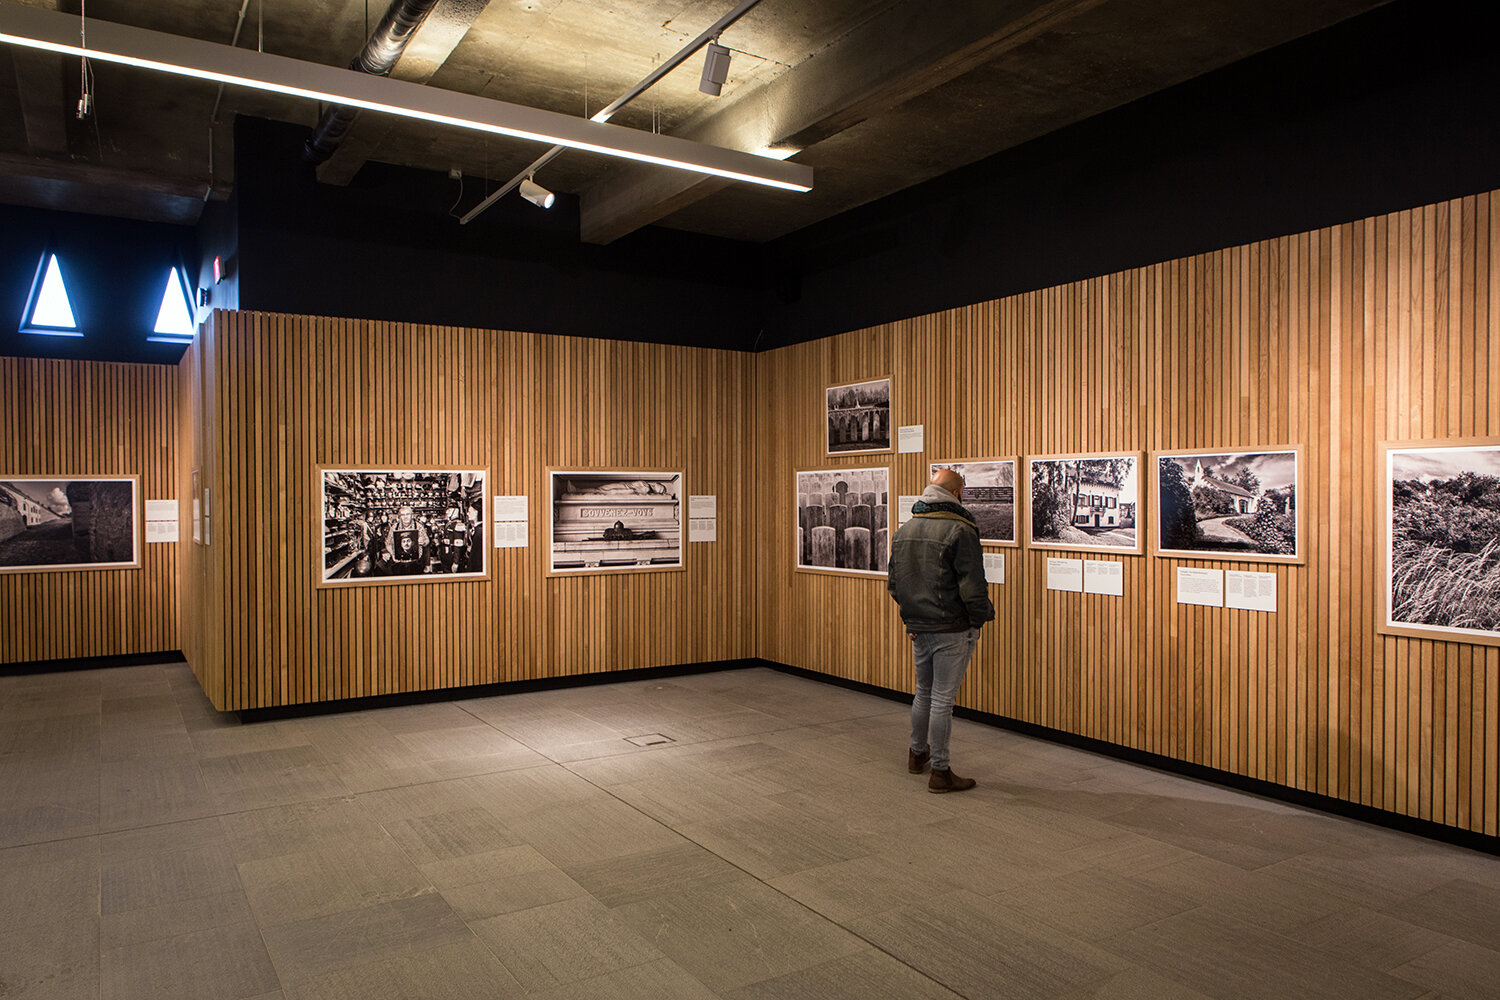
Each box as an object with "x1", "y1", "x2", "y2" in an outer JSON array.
[
  {"x1": 319, "y1": 468, "x2": 487, "y2": 587},
  {"x1": 930, "y1": 458, "x2": 1018, "y2": 547},
  {"x1": 1152, "y1": 448, "x2": 1302, "y2": 563},
  {"x1": 1379, "y1": 439, "x2": 1500, "y2": 646},
  {"x1": 826, "y1": 376, "x2": 892, "y2": 455},
  {"x1": 0, "y1": 475, "x2": 139, "y2": 573},
  {"x1": 549, "y1": 470, "x2": 683, "y2": 575},
  {"x1": 1025, "y1": 453, "x2": 1143, "y2": 555},
  {"x1": 796, "y1": 467, "x2": 890, "y2": 577}
]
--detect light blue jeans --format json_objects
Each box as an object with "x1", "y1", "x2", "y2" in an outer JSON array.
[{"x1": 910, "y1": 628, "x2": 979, "y2": 771}]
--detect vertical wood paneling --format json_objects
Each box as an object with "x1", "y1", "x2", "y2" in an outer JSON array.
[
  {"x1": 177, "y1": 315, "x2": 754, "y2": 710},
  {"x1": 755, "y1": 189, "x2": 1500, "y2": 838},
  {"x1": 0, "y1": 358, "x2": 178, "y2": 663},
  {"x1": 8, "y1": 186, "x2": 1497, "y2": 839}
]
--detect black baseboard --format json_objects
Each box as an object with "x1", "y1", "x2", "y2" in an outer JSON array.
[
  {"x1": 0, "y1": 650, "x2": 187, "y2": 676},
  {"x1": 758, "y1": 658, "x2": 1500, "y2": 858},
  {"x1": 234, "y1": 657, "x2": 758, "y2": 723}
]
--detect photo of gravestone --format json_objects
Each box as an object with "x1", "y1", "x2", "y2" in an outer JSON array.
[
  {"x1": 0, "y1": 477, "x2": 138, "y2": 572},
  {"x1": 796, "y1": 467, "x2": 890, "y2": 576},
  {"x1": 550, "y1": 470, "x2": 683, "y2": 574},
  {"x1": 826, "y1": 377, "x2": 892, "y2": 455}
]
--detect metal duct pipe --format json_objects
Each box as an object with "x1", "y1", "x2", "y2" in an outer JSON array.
[{"x1": 303, "y1": 0, "x2": 441, "y2": 163}]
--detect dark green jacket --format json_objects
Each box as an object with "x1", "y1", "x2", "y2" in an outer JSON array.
[{"x1": 886, "y1": 495, "x2": 995, "y2": 632}]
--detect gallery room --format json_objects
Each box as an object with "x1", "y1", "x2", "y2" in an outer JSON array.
[{"x1": 1, "y1": 0, "x2": 1497, "y2": 997}]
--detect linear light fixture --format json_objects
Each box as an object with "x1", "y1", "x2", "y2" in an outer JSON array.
[{"x1": 0, "y1": 2, "x2": 813, "y2": 193}]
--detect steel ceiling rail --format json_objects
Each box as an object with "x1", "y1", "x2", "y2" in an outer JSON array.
[
  {"x1": 0, "y1": 1, "x2": 813, "y2": 193},
  {"x1": 458, "y1": 0, "x2": 768, "y2": 225}
]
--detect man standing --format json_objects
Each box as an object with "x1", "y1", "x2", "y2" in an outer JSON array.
[{"x1": 887, "y1": 468, "x2": 995, "y2": 792}]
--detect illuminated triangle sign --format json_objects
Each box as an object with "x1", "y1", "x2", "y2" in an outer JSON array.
[
  {"x1": 23, "y1": 253, "x2": 80, "y2": 335},
  {"x1": 152, "y1": 268, "x2": 194, "y2": 341}
]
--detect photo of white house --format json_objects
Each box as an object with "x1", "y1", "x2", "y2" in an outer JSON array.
[{"x1": 1155, "y1": 449, "x2": 1300, "y2": 560}]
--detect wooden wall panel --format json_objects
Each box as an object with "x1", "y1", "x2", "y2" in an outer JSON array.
[
  {"x1": 755, "y1": 190, "x2": 1500, "y2": 837},
  {"x1": 179, "y1": 313, "x2": 754, "y2": 710},
  {"x1": 0, "y1": 357, "x2": 178, "y2": 662}
]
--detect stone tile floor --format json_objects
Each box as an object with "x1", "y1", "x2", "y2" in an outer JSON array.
[{"x1": 1, "y1": 661, "x2": 1497, "y2": 999}]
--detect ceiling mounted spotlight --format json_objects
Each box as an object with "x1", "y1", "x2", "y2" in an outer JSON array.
[
  {"x1": 699, "y1": 40, "x2": 731, "y2": 96},
  {"x1": 519, "y1": 175, "x2": 555, "y2": 209}
]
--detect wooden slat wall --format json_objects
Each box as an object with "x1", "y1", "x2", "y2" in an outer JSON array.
[
  {"x1": 0, "y1": 357, "x2": 178, "y2": 662},
  {"x1": 755, "y1": 191, "x2": 1500, "y2": 837},
  {"x1": 179, "y1": 312, "x2": 755, "y2": 710}
]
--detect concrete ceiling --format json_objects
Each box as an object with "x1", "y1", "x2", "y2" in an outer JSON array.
[{"x1": 0, "y1": 0, "x2": 1391, "y2": 242}]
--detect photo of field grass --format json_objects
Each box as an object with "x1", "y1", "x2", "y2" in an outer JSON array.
[
  {"x1": 1386, "y1": 444, "x2": 1500, "y2": 640},
  {"x1": 930, "y1": 459, "x2": 1016, "y2": 546}
]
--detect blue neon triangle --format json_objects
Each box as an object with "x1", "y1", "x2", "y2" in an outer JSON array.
[
  {"x1": 153, "y1": 268, "x2": 195, "y2": 339},
  {"x1": 28, "y1": 254, "x2": 78, "y2": 330}
]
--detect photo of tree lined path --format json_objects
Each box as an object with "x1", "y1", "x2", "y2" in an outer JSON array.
[{"x1": 1388, "y1": 446, "x2": 1500, "y2": 636}]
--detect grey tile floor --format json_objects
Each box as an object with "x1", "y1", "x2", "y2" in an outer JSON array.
[{"x1": 2, "y1": 661, "x2": 1497, "y2": 1000}]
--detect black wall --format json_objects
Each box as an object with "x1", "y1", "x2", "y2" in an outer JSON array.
[
  {"x1": 0, "y1": 205, "x2": 194, "y2": 364},
  {"x1": 233, "y1": 117, "x2": 771, "y2": 352},
  {"x1": 3, "y1": 0, "x2": 1497, "y2": 361},
  {"x1": 758, "y1": 0, "x2": 1500, "y2": 347}
]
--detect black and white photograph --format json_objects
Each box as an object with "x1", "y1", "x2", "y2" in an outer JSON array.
[
  {"x1": 550, "y1": 470, "x2": 683, "y2": 575},
  {"x1": 1154, "y1": 448, "x2": 1301, "y2": 562},
  {"x1": 1026, "y1": 453, "x2": 1143, "y2": 554},
  {"x1": 826, "y1": 376, "x2": 892, "y2": 455},
  {"x1": 796, "y1": 467, "x2": 890, "y2": 576},
  {"x1": 930, "y1": 458, "x2": 1018, "y2": 546},
  {"x1": 1381, "y1": 440, "x2": 1500, "y2": 645},
  {"x1": 319, "y1": 469, "x2": 487, "y2": 586},
  {"x1": 0, "y1": 476, "x2": 139, "y2": 573}
]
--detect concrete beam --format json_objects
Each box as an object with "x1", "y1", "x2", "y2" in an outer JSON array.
[
  {"x1": 580, "y1": 0, "x2": 1103, "y2": 245},
  {"x1": 0, "y1": 151, "x2": 208, "y2": 223},
  {"x1": 316, "y1": 0, "x2": 491, "y2": 186},
  {"x1": 10, "y1": 47, "x2": 68, "y2": 154}
]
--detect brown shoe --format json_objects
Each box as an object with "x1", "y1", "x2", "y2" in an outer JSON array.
[
  {"x1": 928, "y1": 767, "x2": 976, "y2": 793},
  {"x1": 908, "y1": 748, "x2": 930, "y2": 774}
]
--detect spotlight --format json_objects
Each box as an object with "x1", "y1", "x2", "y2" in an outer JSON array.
[
  {"x1": 699, "y1": 40, "x2": 730, "y2": 96},
  {"x1": 519, "y1": 175, "x2": 555, "y2": 209}
]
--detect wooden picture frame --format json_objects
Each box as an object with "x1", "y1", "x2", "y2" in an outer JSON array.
[
  {"x1": 1150, "y1": 447, "x2": 1304, "y2": 564},
  {"x1": 1024, "y1": 452, "x2": 1144, "y2": 556},
  {"x1": 795, "y1": 467, "x2": 890, "y2": 577},
  {"x1": 0, "y1": 474, "x2": 141, "y2": 573},
  {"x1": 1377, "y1": 438, "x2": 1500, "y2": 646},
  {"x1": 929, "y1": 457, "x2": 1020, "y2": 547},
  {"x1": 547, "y1": 469, "x2": 685, "y2": 577},
  {"x1": 826, "y1": 376, "x2": 893, "y2": 456},
  {"x1": 317, "y1": 467, "x2": 489, "y2": 588}
]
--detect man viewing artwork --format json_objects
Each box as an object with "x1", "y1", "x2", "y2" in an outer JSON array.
[{"x1": 886, "y1": 467, "x2": 995, "y2": 792}]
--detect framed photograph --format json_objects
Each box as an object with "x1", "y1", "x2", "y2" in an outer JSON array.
[
  {"x1": 0, "y1": 475, "x2": 140, "y2": 573},
  {"x1": 549, "y1": 470, "x2": 683, "y2": 575},
  {"x1": 826, "y1": 376, "x2": 892, "y2": 455},
  {"x1": 930, "y1": 458, "x2": 1018, "y2": 547},
  {"x1": 1152, "y1": 448, "x2": 1302, "y2": 563},
  {"x1": 1025, "y1": 452, "x2": 1143, "y2": 555},
  {"x1": 1379, "y1": 439, "x2": 1500, "y2": 646},
  {"x1": 318, "y1": 468, "x2": 488, "y2": 587},
  {"x1": 796, "y1": 467, "x2": 890, "y2": 577}
]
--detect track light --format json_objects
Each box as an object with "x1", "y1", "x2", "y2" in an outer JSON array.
[
  {"x1": 519, "y1": 175, "x2": 555, "y2": 209},
  {"x1": 699, "y1": 40, "x2": 730, "y2": 96},
  {"x1": 0, "y1": 3, "x2": 813, "y2": 192}
]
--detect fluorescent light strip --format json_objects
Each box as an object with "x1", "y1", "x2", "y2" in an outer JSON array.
[{"x1": 0, "y1": 3, "x2": 812, "y2": 193}]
